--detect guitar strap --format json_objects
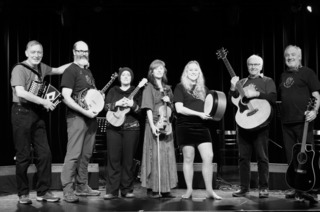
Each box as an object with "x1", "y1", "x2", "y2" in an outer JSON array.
[
  {"x1": 14, "y1": 62, "x2": 43, "y2": 82},
  {"x1": 241, "y1": 78, "x2": 249, "y2": 87}
]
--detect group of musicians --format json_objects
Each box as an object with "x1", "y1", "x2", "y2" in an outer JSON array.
[{"x1": 10, "y1": 40, "x2": 320, "y2": 205}]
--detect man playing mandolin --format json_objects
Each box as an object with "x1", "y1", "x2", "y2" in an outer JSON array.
[{"x1": 230, "y1": 55, "x2": 276, "y2": 198}]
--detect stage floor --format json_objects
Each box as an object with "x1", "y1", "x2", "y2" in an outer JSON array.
[{"x1": 1, "y1": 183, "x2": 319, "y2": 212}]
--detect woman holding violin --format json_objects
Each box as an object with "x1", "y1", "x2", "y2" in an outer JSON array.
[
  {"x1": 140, "y1": 59, "x2": 178, "y2": 198},
  {"x1": 173, "y1": 60, "x2": 222, "y2": 200}
]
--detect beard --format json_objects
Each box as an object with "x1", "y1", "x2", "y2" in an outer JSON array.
[{"x1": 75, "y1": 55, "x2": 89, "y2": 68}]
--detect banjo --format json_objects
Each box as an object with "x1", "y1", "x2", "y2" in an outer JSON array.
[{"x1": 75, "y1": 72, "x2": 118, "y2": 114}]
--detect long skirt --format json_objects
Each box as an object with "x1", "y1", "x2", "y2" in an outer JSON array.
[{"x1": 140, "y1": 123, "x2": 178, "y2": 192}]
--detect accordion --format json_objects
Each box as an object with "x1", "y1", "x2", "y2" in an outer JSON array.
[{"x1": 28, "y1": 81, "x2": 63, "y2": 106}]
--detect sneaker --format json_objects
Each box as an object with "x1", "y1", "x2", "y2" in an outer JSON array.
[
  {"x1": 259, "y1": 189, "x2": 269, "y2": 198},
  {"x1": 232, "y1": 188, "x2": 249, "y2": 197},
  {"x1": 121, "y1": 193, "x2": 135, "y2": 198},
  {"x1": 302, "y1": 192, "x2": 318, "y2": 204},
  {"x1": 295, "y1": 192, "x2": 305, "y2": 202},
  {"x1": 36, "y1": 191, "x2": 60, "y2": 202},
  {"x1": 19, "y1": 194, "x2": 32, "y2": 204},
  {"x1": 75, "y1": 184, "x2": 101, "y2": 196},
  {"x1": 104, "y1": 193, "x2": 119, "y2": 200},
  {"x1": 64, "y1": 192, "x2": 79, "y2": 203},
  {"x1": 285, "y1": 189, "x2": 296, "y2": 199}
]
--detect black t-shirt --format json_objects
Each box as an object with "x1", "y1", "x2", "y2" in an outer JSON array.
[
  {"x1": 173, "y1": 83, "x2": 207, "y2": 126},
  {"x1": 60, "y1": 63, "x2": 96, "y2": 95},
  {"x1": 279, "y1": 66, "x2": 320, "y2": 123}
]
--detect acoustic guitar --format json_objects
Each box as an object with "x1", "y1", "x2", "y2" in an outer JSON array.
[
  {"x1": 106, "y1": 78, "x2": 148, "y2": 127},
  {"x1": 216, "y1": 47, "x2": 272, "y2": 130},
  {"x1": 155, "y1": 89, "x2": 172, "y2": 135},
  {"x1": 285, "y1": 97, "x2": 317, "y2": 192}
]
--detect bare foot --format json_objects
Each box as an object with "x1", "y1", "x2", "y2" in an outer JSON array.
[
  {"x1": 181, "y1": 190, "x2": 193, "y2": 199},
  {"x1": 206, "y1": 190, "x2": 222, "y2": 200}
]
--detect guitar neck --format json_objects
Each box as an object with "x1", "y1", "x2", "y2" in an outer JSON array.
[
  {"x1": 128, "y1": 86, "x2": 141, "y2": 99},
  {"x1": 101, "y1": 77, "x2": 117, "y2": 93},
  {"x1": 222, "y1": 58, "x2": 246, "y2": 98},
  {"x1": 300, "y1": 121, "x2": 309, "y2": 153}
]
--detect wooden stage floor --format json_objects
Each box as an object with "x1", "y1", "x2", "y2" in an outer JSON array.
[{"x1": 1, "y1": 183, "x2": 319, "y2": 212}]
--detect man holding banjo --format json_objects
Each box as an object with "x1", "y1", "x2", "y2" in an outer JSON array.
[{"x1": 60, "y1": 41, "x2": 103, "y2": 203}]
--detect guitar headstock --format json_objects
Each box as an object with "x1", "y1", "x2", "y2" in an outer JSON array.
[
  {"x1": 111, "y1": 72, "x2": 119, "y2": 79},
  {"x1": 216, "y1": 47, "x2": 228, "y2": 60},
  {"x1": 138, "y1": 78, "x2": 148, "y2": 88},
  {"x1": 306, "y1": 97, "x2": 317, "y2": 112}
]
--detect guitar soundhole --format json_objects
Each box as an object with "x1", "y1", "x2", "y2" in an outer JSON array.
[
  {"x1": 241, "y1": 97, "x2": 249, "y2": 104},
  {"x1": 297, "y1": 152, "x2": 307, "y2": 164}
]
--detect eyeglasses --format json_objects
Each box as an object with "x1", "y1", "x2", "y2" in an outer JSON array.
[
  {"x1": 248, "y1": 63, "x2": 260, "y2": 67},
  {"x1": 75, "y1": 50, "x2": 90, "y2": 54}
]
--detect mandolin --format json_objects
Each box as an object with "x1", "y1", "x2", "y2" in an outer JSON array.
[{"x1": 285, "y1": 97, "x2": 317, "y2": 192}]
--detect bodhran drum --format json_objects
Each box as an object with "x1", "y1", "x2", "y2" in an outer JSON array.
[{"x1": 204, "y1": 90, "x2": 227, "y2": 121}]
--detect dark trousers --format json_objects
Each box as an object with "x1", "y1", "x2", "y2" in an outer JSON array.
[
  {"x1": 106, "y1": 129, "x2": 140, "y2": 196},
  {"x1": 11, "y1": 104, "x2": 52, "y2": 197},
  {"x1": 282, "y1": 122, "x2": 314, "y2": 164},
  {"x1": 237, "y1": 126, "x2": 269, "y2": 190}
]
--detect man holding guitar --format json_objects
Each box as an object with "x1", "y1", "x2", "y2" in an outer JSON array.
[
  {"x1": 104, "y1": 67, "x2": 144, "y2": 199},
  {"x1": 279, "y1": 45, "x2": 320, "y2": 203},
  {"x1": 229, "y1": 55, "x2": 277, "y2": 198},
  {"x1": 60, "y1": 41, "x2": 101, "y2": 203}
]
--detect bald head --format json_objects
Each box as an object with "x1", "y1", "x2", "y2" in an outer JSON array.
[{"x1": 73, "y1": 41, "x2": 88, "y2": 51}]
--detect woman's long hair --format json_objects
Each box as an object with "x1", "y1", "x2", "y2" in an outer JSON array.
[
  {"x1": 147, "y1": 59, "x2": 168, "y2": 89},
  {"x1": 181, "y1": 60, "x2": 206, "y2": 101}
]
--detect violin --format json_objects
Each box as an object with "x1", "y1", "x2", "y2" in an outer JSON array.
[{"x1": 155, "y1": 89, "x2": 172, "y2": 135}]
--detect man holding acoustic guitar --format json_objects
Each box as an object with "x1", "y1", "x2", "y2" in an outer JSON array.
[
  {"x1": 229, "y1": 54, "x2": 277, "y2": 198},
  {"x1": 279, "y1": 45, "x2": 320, "y2": 204}
]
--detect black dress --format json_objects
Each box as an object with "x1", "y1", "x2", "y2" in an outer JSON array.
[{"x1": 173, "y1": 83, "x2": 212, "y2": 146}]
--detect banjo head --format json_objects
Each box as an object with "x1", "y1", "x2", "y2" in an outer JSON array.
[{"x1": 83, "y1": 89, "x2": 105, "y2": 113}]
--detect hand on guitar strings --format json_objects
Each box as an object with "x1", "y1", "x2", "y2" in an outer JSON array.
[
  {"x1": 244, "y1": 85, "x2": 260, "y2": 98},
  {"x1": 116, "y1": 97, "x2": 133, "y2": 107}
]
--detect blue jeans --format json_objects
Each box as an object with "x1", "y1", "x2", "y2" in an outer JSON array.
[
  {"x1": 237, "y1": 126, "x2": 269, "y2": 190},
  {"x1": 60, "y1": 115, "x2": 97, "y2": 193},
  {"x1": 11, "y1": 103, "x2": 52, "y2": 196}
]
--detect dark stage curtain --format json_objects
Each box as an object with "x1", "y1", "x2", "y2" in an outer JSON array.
[{"x1": 1, "y1": 1, "x2": 320, "y2": 165}]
